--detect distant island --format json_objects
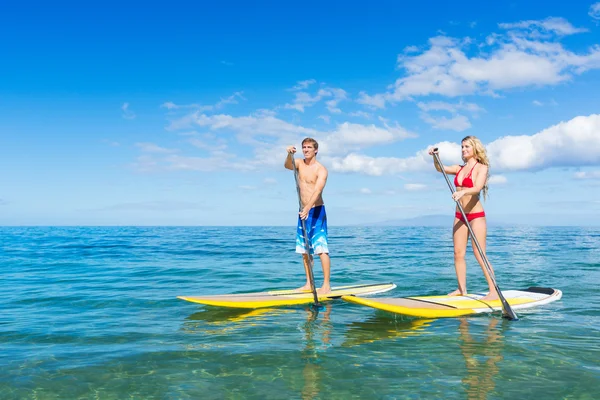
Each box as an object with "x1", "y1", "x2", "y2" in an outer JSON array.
[{"x1": 358, "y1": 214, "x2": 599, "y2": 227}]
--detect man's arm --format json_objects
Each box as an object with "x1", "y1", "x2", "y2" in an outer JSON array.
[{"x1": 284, "y1": 146, "x2": 296, "y2": 170}]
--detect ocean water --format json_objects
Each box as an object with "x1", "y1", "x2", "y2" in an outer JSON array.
[{"x1": 1, "y1": 226, "x2": 599, "y2": 399}]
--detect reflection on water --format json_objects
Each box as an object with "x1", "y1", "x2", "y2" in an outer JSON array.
[
  {"x1": 300, "y1": 304, "x2": 332, "y2": 400},
  {"x1": 186, "y1": 306, "x2": 293, "y2": 325},
  {"x1": 342, "y1": 315, "x2": 435, "y2": 347},
  {"x1": 180, "y1": 307, "x2": 296, "y2": 351},
  {"x1": 459, "y1": 317, "x2": 506, "y2": 400}
]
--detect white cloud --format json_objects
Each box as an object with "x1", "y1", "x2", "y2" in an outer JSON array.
[
  {"x1": 253, "y1": 109, "x2": 277, "y2": 118},
  {"x1": 498, "y1": 17, "x2": 588, "y2": 36},
  {"x1": 488, "y1": 114, "x2": 600, "y2": 171},
  {"x1": 328, "y1": 141, "x2": 461, "y2": 176},
  {"x1": 239, "y1": 185, "x2": 257, "y2": 190},
  {"x1": 327, "y1": 114, "x2": 600, "y2": 176},
  {"x1": 217, "y1": 92, "x2": 245, "y2": 107},
  {"x1": 321, "y1": 121, "x2": 416, "y2": 155},
  {"x1": 264, "y1": 178, "x2": 278, "y2": 184},
  {"x1": 165, "y1": 109, "x2": 417, "y2": 171},
  {"x1": 284, "y1": 87, "x2": 347, "y2": 113},
  {"x1": 184, "y1": 110, "x2": 414, "y2": 152},
  {"x1": 162, "y1": 92, "x2": 244, "y2": 112},
  {"x1": 190, "y1": 113, "x2": 318, "y2": 140},
  {"x1": 162, "y1": 154, "x2": 253, "y2": 172},
  {"x1": 121, "y1": 102, "x2": 136, "y2": 119},
  {"x1": 420, "y1": 113, "x2": 471, "y2": 131},
  {"x1": 488, "y1": 175, "x2": 508, "y2": 184},
  {"x1": 404, "y1": 183, "x2": 427, "y2": 191},
  {"x1": 284, "y1": 91, "x2": 322, "y2": 112},
  {"x1": 359, "y1": 188, "x2": 372, "y2": 194},
  {"x1": 188, "y1": 138, "x2": 228, "y2": 152},
  {"x1": 417, "y1": 101, "x2": 483, "y2": 131},
  {"x1": 574, "y1": 170, "x2": 600, "y2": 179},
  {"x1": 357, "y1": 92, "x2": 386, "y2": 109},
  {"x1": 158, "y1": 110, "x2": 600, "y2": 177},
  {"x1": 329, "y1": 153, "x2": 400, "y2": 175},
  {"x1": 318, "y1": 115, "x2": 331, "y2": 124},
  {"x1": 591, "y1": 3, "x2": 600, "y2": 21},
  {"x1": 532, "y1": 99, "x2": 558, "y2": 107},
  {"x1": 325, "y1": 88, "x2": 348, "y2": 113},
  {"x1": 359, "y1": 20, "x2": 600, "y2": 106},
  {"x1": 417, "y1": 100, "x2": 484, "y2": 114},
  {"x1": 135, "y1": 142, "x2": 177, "y2": 154},
  {"x1": 289, "y1": 79, "x2": 317, "y2": 91},
  {"x1": 349, "y1": 111, "x2": 372, "y2": 119}
]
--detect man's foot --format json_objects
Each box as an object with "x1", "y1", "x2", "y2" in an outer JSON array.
[
  {"x1": 480, "y1": 292, "x2": 499, "y2": 301},
  {"x1": 295, "y1": 284, "x2": 312, "y2": 292},
  {"x1": 317, "y1": 285, "x2": 331, "y2": 295},
  {"x1": 448, "y1": 289, "x2": 466, "y2": 296}
]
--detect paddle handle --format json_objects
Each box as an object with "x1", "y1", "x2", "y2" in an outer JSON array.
[
  {"x1": 432, "y1": 149, "x2": 518, "y2": 320},
  {"x1": 291, "y1": 156, "x2": 320, "y2": 307}
]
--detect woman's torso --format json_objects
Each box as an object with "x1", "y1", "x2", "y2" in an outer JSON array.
[{"x1": 454, "y1": 162, "x2": 484, "y2": 213}]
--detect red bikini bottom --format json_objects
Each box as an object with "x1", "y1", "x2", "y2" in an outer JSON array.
[{"x1": 455, "y1": 211, "x2": 486, "y2": 223}]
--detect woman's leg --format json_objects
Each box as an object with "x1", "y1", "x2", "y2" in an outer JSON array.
[
  {"x1": 469, "y1": 217, "x2": 499, "y2": 301},
  {"x1": 450, "y1": 218, "x2": 469, "y2": 296}
]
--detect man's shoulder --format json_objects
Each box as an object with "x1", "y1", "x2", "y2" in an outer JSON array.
[{"x1": 315, "y1": 160, "x2": 327, "y2": 170}]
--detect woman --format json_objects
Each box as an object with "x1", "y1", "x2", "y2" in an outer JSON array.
[{"x1": 429, "y1": 136, "x2": 499, "y2": 301}]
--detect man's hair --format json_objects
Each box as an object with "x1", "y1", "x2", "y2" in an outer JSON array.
[{"x1": 302, "y1": 137, "x2": 319, "y2": 152}]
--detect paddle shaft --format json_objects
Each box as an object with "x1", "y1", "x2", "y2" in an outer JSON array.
[
  {"x1": 432, "y1": 150, "x2": 518, "y2": 320},
  {"x1": 291, "y1": 156, "x2": 320, "y2": 307}
]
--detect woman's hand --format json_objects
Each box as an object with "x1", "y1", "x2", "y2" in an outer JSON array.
[{"x1": 452, "y1": 190, "x2": 466, "y2": 201}]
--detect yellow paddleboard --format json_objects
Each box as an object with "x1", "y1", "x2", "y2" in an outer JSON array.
[
  {"x1": 342, "y1": 287, "x2": 562, "y2": 318},
  {"x1": 178, "y1": 282, "x2": 396, "y2": 309}
]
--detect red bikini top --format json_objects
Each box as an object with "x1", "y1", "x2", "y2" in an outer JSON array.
[{"x1": 454, "y1": 162, "x2": 478, "y2": 188}]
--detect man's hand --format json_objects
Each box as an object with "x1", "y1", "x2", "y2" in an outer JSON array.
[
  {"x1": 287, "y1": 146, "x2": 296, "y2": 154},
  {"x1": 299, "y1": 206, "x2": 310, "y2": 220}
]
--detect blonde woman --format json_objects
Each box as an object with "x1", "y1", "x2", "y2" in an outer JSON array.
[{"x1": 428, "y1": 136, "x2": 499, "y2": 301}]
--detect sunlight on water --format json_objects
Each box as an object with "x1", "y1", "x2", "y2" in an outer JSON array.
[{"x1": 1, "y1": 226, "x2": 599, "y2": 399}]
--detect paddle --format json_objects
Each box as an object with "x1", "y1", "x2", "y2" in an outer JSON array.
[
  {"x1": 291, "y1": 156, "x2": 321, "y2": 308},
  {"x1": 432, "y1": 148, "x2": 518, "y2": 321}
]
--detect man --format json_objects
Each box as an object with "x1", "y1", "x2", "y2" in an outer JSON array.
[{"x1": 284, "y1": 137, "x2": 331, "y2": 294}]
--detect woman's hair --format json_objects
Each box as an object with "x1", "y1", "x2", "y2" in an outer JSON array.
[{"x1": 461, "y1": 135, "x2": 489, "y2": 200}]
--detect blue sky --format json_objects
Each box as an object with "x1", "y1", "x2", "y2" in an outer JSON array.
[{"x1": 1, "y1": 0, "x2": 600, "y2": 226}]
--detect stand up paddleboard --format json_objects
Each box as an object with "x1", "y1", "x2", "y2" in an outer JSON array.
[
  {"x1": 178, "y1": 282, "x2": 396, "y2": 309},
  {"x1": 342, "y1": 287, "x2": 562, "y2": 318}
]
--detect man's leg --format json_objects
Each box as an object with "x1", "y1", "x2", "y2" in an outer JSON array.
[
  {"x1": 296, "y1": 253, "x2": 313, "y2": 291},
  {"x1": 317, "y1": 252, "x2": 331, "y2": 294}
]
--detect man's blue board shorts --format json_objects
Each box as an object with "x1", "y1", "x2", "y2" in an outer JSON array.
[{"x1": 296, "y1": 205, "x2": 329, "y2": 255}]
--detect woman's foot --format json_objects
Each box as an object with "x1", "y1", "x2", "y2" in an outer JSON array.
[
  {"x1": 448, "y1": 289, "x2": 466, "y2": 296},
  {"x1": 480, "y1": 292, "x2": 499, "y2": 301},
  {"x1": 295, "y1": 284, "x2": 312, "y2": 292},
  {"x1": 317, "y1": 285, "x2": 331, "y2": 295}
]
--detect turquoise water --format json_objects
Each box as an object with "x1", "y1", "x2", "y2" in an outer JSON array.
[{"x1": 1, "y1": 226, "x2": 599, "y2": 399}]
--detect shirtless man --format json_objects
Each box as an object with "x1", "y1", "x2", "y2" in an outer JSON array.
[{"x1": 284, "y1": 137, "x2": 331, "y2": 294}]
